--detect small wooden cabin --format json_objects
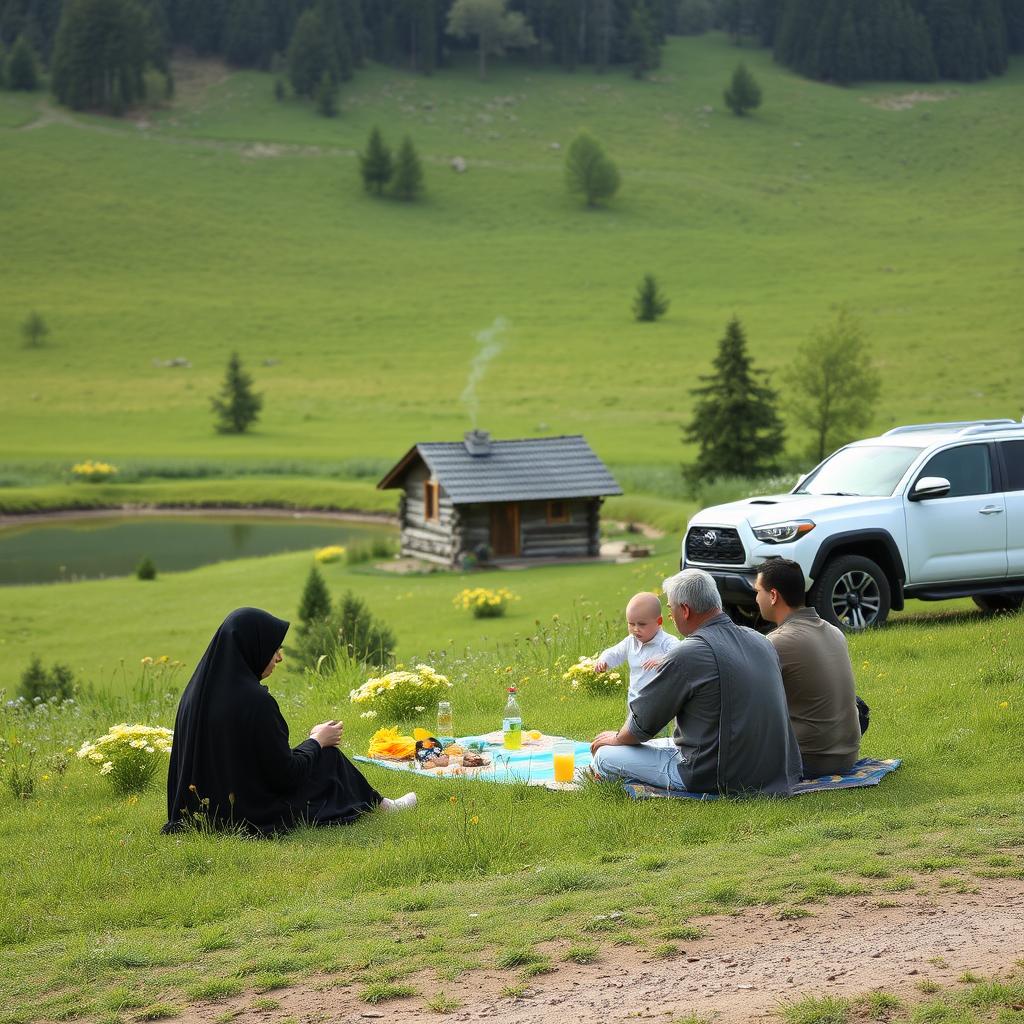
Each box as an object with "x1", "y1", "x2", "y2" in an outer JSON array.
[{"x1": 378, "y1": 431, "x2": 622, "y2": 567}]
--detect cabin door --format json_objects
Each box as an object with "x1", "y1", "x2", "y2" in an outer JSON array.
[{"x1": 489, "y1": 503, "x2": 520, "y2": 557}]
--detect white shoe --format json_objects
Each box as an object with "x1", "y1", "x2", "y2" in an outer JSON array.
[{"x1": 380, "y1": 792, "x2": 418, "y2": 813}]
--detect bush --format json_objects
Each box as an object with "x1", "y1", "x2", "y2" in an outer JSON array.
[
  {"x1": 293, "y1": 591, "x2": 395, "y2": 669},
  {"x1": 453, "y1": 587, "x2": 518, "y2": 619},
  {"x1": 136, "y1": 556, "x2": 157, "y2": 580},
  {"x1": 19, "y1": 657, "x2": 77, "y2": 702},
  {"x1": 350, "y1": 664, "x2": 451, "y2": 721},
  {"x1": 76, "y1": 724, "x2": 174, "y2": 795}
]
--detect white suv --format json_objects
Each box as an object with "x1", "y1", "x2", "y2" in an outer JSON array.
[{"x1": 681, "y1": 419, "x2": 1024, "y2": 631}]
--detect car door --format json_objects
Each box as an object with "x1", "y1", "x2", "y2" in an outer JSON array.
[
  {"x1": 998, "y1": 440, "x2": 1024, "y2": 578},
  {"x1": 903, "y1": 443, "x2": 1007, "y2": 584}
]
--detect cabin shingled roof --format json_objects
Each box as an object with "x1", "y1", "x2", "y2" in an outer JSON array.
[{"x1": 378, "y1": 435, "x2": 622, "y2": 504}]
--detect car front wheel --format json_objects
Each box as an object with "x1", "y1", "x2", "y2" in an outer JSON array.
[{"x1": 810, "y1": 554, "x2": 891, "y2": 632}]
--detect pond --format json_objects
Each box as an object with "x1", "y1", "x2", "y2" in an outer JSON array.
[{"x1": 0, "y1": 514, "x2": 397, "y2": 585}]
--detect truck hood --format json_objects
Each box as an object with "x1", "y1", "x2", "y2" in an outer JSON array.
[{"x1": 688, "y1": 492, "x2": 888, "y2": 529}]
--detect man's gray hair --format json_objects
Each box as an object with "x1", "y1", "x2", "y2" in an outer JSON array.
[{"x1": 662, "y1": 569, "x2": 723, "y2": 614}]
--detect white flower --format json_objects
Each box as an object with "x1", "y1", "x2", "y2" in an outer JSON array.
[
  {"x1": 359, "y1": 710, "x2": 377, "y2": 720},
  {"x1": 100, "y1": 762, "x2": 113, "y2": 775}
]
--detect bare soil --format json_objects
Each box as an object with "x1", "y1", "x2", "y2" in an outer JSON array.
[
  {"x1": 178, "y1": 879, "x2": 1024, "y2": 1023},
  {"x1": 868, "y1": 90, "x2": 959, "y2": 111}
]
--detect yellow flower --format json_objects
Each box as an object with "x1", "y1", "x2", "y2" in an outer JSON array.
[
  {"x1": 470, "y1": 815, "x2": 479, "y2": 826},
  {"x1": 999, "y1": 701, "x2": 1009, "y2": 709},
  {"x1": 449, "y1": 796, "x2": 458, "y2": 805}
]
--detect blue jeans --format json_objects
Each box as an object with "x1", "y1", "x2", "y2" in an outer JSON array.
[{"x1": 592, "y1": 738, "x2": 687, "y2": 791}]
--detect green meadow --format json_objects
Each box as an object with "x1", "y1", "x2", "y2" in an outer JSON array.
[
  {"x1": 2, "y1": 34, "x2": 1023, "y2": 486},
  {"x1": 3, "y1": 30, "x2": 1024, "y2": 1023}
]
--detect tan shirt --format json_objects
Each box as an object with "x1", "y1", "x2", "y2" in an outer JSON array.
[{"x1": 768, "y1": 608, "x2": 861, "y2": 775}]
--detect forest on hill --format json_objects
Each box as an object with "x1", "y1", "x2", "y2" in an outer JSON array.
[{"x1": 1, "y1": 0, "x2": 1022, "y2": 112}]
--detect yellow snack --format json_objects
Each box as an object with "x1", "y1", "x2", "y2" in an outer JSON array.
[
  {"x1": 445, "y1": 744, "x2": 464, "y2": 756},
  {"x1": 528, "y1": 730, "x2": 543, "y2": 741}
]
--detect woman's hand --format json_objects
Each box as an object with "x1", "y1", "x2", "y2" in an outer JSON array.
[{"x1": 310, "y1": 720, "x2": 343, "y2": 748}]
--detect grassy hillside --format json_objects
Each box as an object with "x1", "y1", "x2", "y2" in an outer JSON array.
[{"x1": 2, "y1": 35, "x2": 1022, "y2": 482}]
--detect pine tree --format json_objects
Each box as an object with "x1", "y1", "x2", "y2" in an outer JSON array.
[
  {"x1": 565, "y1": 131, "x2": 620, "y2": 207},
  {"x1": 625, "y1": 4, "x2": 656, "y2": 78},
  {"x1": 632, "y1": 274, "x2": 669, "y2": 322},
  {"x1": 210, "y1": 352, "x2": 263, "y2": 434},
  {"x1": 7, "y1": 34, "x2": 38, "y2": 90},
  {"x1": 296, "y1": 565, "x2": 332, "y2": 636},
  {"x1": 682, "y1": 317, "x2": 785, "y2": 484},
  {"x1": 359, "y1": 126, "x2": 393, "y2": 194},
  {"x1": 20, "y1": 311, "x2": 49, "y2": 348},
  {"x1": 723, "y1": 62, "x2": 762, "y2": 115},
  {"x1": 391, "y1": 135, "x2": 424, "y2": 201},
  {"x1": 315, "y1": 70, "x2": 338, "y2": 116}
]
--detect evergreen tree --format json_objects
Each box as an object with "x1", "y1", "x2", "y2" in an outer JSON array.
[
  {"x1": 446, "y1": 0, "x2": 536, "y2": 80},
  {"x1": 291, "y1": 590, "x2": 396, "y2": 669},
  {"x1": 625, "y1": 4, "x2": 656, "y2": 78},
  {"x1": 723, "y1": 62, "x2": 762, "y2": 115},
  {"x1": 783, "y1": 307, "x2": 882, "y2": 464},
  {"x1": 632, "y1": 273, "x2": 669, "y2": 322},
  {"x1": 287, "y1": 8, "x2": 336, "y2": 98},
  {"x1": 682, "y1": 317, "x2": 785, "y2": 484},
  {"x1": 7, "y1": 33, "x2": 37, "y2": 89},
  {"x1": 565, "y1": 131, "x2": 620, "y2": 207},
  {"x1": 391, "y1": 135, "x2": 423, "y2": 201},
  {"x1": 315, "y1": 69, "x2": 338, "y2": 116},
  {"x1": 210, "y1": 351, "x2": 263, "y2": 434},
  {"x1": 833, "y1": 10, "x2": 862, "y2": 85},
  {"x1": 296, "y1": 564, "x2": 332, "y2": 636},
  {"x1": 51, "y1": 0, "x2": 148, "y2": 112},
  {"x1": 359, "y1": 126, "x2": 393, "y2": 194},
  {"x1": 223, "y1": 0, "x2": 273, "y2": 67},
  {"x1": 20, "y1": 310, "x2": 49, "y2": 348}
]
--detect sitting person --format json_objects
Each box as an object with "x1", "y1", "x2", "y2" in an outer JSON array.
[
  {"x1": 594, "y1": 591, "x2": 680, "y2": 707},
  {"x1": 163, "y1": 607, "x2": 415, "y2": 835},
  {"x1": 754, "y1": 559, "x2": 861, "y2": 778},
  {"x1": 590, "y1": 569, "x2": 800, "y2": 796}
]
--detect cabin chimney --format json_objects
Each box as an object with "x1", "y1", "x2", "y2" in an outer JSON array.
[{"x1": 464, "y1": 429, "x2": 493, "y2": 456}]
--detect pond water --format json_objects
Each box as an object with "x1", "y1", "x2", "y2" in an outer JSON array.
[{"x1": 0, "y1": 515, "x2": 396, "y2": 585}]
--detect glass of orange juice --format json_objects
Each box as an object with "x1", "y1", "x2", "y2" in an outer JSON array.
[{"x1": 553, "y1": 740, "x2": 575, "y2": 784}]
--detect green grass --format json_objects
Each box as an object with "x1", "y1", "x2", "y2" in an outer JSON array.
[{"x1": 2, "y1": 38, "x2": 1023, "y2": 483}]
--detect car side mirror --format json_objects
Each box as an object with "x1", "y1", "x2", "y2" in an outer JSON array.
[{"x1": 909, "y1": 476, "x2": 951, "y2": 501}]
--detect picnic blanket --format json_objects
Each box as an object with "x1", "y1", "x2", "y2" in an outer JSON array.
[
  {"x1": 624, "y1": 757, "x2": 902, "y2": 800},
  {"x1": 355, "y1": 732, "x2": 592, "y2": 788},
  {"x1": 356, "y1": 734, "x2": 900, "y2": 799}
]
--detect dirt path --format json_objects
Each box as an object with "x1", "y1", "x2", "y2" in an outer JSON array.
[{"x1": 178, "y1": 880, "x2": 1024, "y2": 1023}]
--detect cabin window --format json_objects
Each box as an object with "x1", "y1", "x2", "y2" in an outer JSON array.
[
  {"x1": 423, "y1": 480, "x2": 440, "y2": 521},
  {"x1": 546, "y1": 500, "x2": 570, "y2": 524}
]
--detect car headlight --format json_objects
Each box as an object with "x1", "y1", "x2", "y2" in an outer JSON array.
[{"x1": 752, "y1": 520, "x2": 816, "y2": 544}]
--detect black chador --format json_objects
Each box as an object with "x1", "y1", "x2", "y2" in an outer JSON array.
[{"x1": 163, "y1": 607, "x2": 381, "y2": 834}]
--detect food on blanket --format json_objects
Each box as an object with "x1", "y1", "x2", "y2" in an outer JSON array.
[
  {"x1": 420, "y1": 754, "x2": 450, "y2": 769},
  {"x1": 462, "y1": 752, "x2": 488, "y2": 768},
  {"x1": 367, "y1": 727, "x2": 416, "y2": 760},
  {"x1": 466, "y1": 741, "x2": 486, "y2": 753},
  {"x1": 444, "y1": 744, "x2": 464, "y2": 756},
  {"x1": 527, "y1": 730, "x2": 542, "y2": 741}
]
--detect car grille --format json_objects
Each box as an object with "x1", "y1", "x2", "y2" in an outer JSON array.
[{"x1": 685, "y1": 527, "x2": 745, "y2": 566}]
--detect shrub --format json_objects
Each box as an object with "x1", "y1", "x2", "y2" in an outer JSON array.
[
  {"x1": 313, "y1": 545, "x2": 345, "y2": 564},
  {"x1": 19, "y1": 657, "x2": 77, "y2": 702},
  {"x1": 136, "y1": 556, "x2": 157, "y2": 580},
  {"x1": 76, "y1": 724, "x2": 174, "y2": 795},
  {"x1": 293, "y1": 591, "x2": 395, "y2": 669},
  {"x1": 453, "y1": 587, "x2": 518, "y2": 619},
  {"x1": 70, "y1": 459, "x2": 117, "y2": 481},
  {"x1": 350, "y1": 664, "x2": 452, "y2": 721}
]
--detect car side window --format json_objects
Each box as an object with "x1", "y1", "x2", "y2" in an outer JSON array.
[
  {"x1": 999, "y1": 441, "x2": 1024, "y2": 492},
  {"x1": 918, "y1": 445, "x2": 993, "y2": 497}
]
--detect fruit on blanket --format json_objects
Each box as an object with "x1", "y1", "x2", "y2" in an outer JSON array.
[{"x1": 528, "y1": 730, "x2": 542, "y2": 741}]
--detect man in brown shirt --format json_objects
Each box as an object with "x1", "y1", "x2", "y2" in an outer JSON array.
[{"x1": 754, "y1": 559, "x2": 861, "y2": 778}]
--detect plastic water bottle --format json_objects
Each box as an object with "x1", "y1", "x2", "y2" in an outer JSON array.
[{"x1": 502, "y1": 686, "x2": 522, "y2": 750}]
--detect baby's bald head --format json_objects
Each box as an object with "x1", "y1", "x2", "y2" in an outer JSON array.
[{"x1": 625, "y1": 592, "x2": 663, "y2": 643}]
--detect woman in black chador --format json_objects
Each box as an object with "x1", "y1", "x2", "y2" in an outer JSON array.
[{"x1": 163, "y1": 607, "x2": 415, "y2": 835}]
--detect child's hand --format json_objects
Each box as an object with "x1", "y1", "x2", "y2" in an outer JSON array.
[
  {"x1": 593, "y1": 659, "x2": 608, "y2": 673},
  {"x1": 641, "y1": 657, "x2": 664, "y2": 671}
]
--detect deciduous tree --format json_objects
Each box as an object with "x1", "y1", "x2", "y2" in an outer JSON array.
[
  {"x1": 682, "y1": 317, "x2": 785, "y2": 483},
  {"x1": 565, "y1": 131, "x2": 620, "y2": 207},
  {"x1": 211, "y1": 352, "x2": 263, "y2": 434},
  {"x1": 446, "y1": 0, "x2": 535, "y2": 80},
  {"x1": 784, "y1": 307, "x2": 882, "y2": 464}
]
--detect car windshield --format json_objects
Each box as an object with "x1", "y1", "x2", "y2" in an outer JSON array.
[{"x1": 795, "y1": 445, "x2": 924, "y2": 497}]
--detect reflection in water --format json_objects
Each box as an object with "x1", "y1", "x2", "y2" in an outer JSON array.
[{"x1": 0, "y1": 516, "x2": 396, "y2": 586}]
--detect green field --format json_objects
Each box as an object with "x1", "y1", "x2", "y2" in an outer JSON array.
[{"x1": 2, "y1": 35, "x2": 1023, "y2": 484}]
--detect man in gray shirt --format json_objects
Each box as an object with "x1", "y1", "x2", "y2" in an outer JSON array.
[
  {"x1": 754, "y1": 559, "x2": 861, "y2": 778},
  {"x1": 590, "y1": 569, "x2": 801, "y2": 796}
]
